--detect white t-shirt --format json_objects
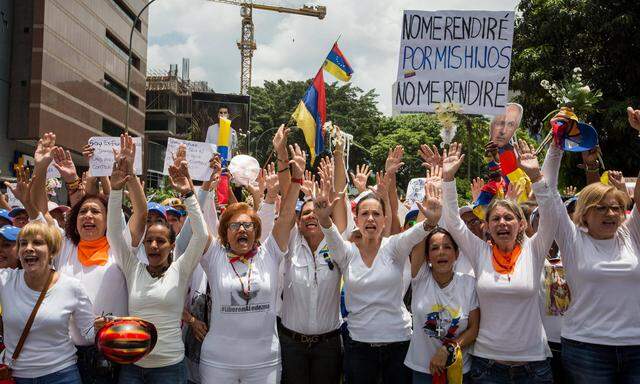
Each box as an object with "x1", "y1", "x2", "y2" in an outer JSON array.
[
  {"x1": 321, "y1": 222, "x2": 429, "y2": 343},
  {"x1": 55, "y1": 239, "x2": 128, "y2": 346},
  {"x1": 539, "y1": 259, "x2": 570, "y2": 343},
  {"x1": 107, "y1": 190, "x2": 209, "y2": 369},
  {"x1": 442, "y1": 180, "x2": 554, "y2": 361},
  {"x1": 0, "y1": 270, "x2": 94, "y2": 378},
  {"x1": 405, "y1": 266, "x2": 478, "y2": 374},
  {"x1": 199, "y1": 235, "x2": 285, "y2": 369},
  {"x1": 553, "y1": 198, "x2": 640, "y2": 345},
  {"x1": 281, "y1": 227, "x2": 342, "y2": 335}
]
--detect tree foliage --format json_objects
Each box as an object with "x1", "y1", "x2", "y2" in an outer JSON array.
[{"x1": 512, "y1": 0, "x2": 640, "y2": 185}]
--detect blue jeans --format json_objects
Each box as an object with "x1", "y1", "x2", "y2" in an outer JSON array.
[
  {"x1": 343, "y1": 333, "x2": 411, "y2": 384},
  {"x1": 118, "y1": 359, "x2": 187, "y2": 384},
  {"x1": 15, "y1": 364, "x2": 81, "y2": 384},
  {"x1": 562, "y1": 337, "x2": 640, "y2": 384},
  {"x1": 411, "y1": 370, "x2": 472, "y2": 384},
  {"x1": 469, "y1": 356, "x2": 553, "y2": 384},
  {"x1": 279, "y1": 325, "x2": 342, "y2": 384}
]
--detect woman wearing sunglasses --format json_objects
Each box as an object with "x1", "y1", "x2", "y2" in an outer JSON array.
[
  {"x1": 546, "y1": 107, "x2": 640, "y2": 383},
  {"x1": 198, "y1": 144, "x2": 306, "y2": 384}
]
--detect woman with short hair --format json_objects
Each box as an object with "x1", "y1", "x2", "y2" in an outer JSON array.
[
  {"x1": 441, "y1": 142, "x2": 556, "y2": 384},
  {"x1": 0, "y1": 221, "x2": 95, "y2": 383}
]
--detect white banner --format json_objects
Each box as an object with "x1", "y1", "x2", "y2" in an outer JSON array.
[
  {"x1": 393, "y1": 10, "x2": 515, "y2": 115},
  {"x1": 405, "y1": 177, "x2": 426, "y2": 205},
  {"x1": 163, "y1": 138, "x2": 217, "y2": 182},
  {"x1": 88, "y1": 136, "x2": 143, "y2": 177}
]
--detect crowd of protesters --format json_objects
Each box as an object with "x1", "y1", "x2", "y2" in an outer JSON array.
[{"x1": 0, "y1": 106, "x2": 639, "y2": 384}]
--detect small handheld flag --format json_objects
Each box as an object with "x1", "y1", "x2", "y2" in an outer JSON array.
[
  {"x1": 217, "y1": 117, "x2": 232, "y2": 166},
  {"x1": 323, "y1": 42, "x2": 353, "y2": 82}
]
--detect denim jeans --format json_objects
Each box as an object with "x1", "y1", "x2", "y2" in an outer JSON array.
[
  {"x1": 469, "y1": 355, "x2": 553, "y2": 384},
  {"x1": 562, "y1": 337, "x2": 640, "y2": 384},
  {"x1": 279, "y1": 327, "x2": 342, "y2": 384},
  {"x1": 343, "y1": 332, "x2": 411, "y2": 384},
  {"x1": 118, "y1": 359, "x2": 187, "y2": 384},
  {"x1": 14, "y1": 364, "x2": 82, "y2": 384},
  {"x1": 76, "y1": 345, "x2": 120, "y2": 384},
  {"x1": 547, "y1": 342, "x2": 565, "y2": 384}
]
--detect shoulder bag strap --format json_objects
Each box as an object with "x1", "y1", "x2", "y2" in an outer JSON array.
[{"x1": 11, "y1": 269, "x2": 54, "y2": 362}]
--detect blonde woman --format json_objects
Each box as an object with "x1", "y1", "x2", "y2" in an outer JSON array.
[{"x1": 0, "y1": 221, "x2": 95, "y2": 383}]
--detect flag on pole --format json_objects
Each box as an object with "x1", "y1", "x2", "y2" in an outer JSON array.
[
  {"x1": 292, "y1": 69, "x2": 326, "y2": 162},
  {"x1": 323, "y1": 42, "x2": 353, "y2": 82}
]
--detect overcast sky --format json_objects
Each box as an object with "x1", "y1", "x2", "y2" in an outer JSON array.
[{"x1": 147, "y1": 0, "x2": 519, "y2": 115}]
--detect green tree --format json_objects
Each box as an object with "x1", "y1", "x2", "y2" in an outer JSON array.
[{"x1": 512, "y1": 0, "x2": 640, "y2": 186}]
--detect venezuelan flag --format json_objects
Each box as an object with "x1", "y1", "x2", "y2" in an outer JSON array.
[
  {"x1": 323, "y1": 42, "x2": 353, "y2": 82},
  {"x1": 217, "y1": 117, "x2": 232, "y2": 166},
  {"x1": 292, "y1": 69, "x2": 326, "y2": 162}
]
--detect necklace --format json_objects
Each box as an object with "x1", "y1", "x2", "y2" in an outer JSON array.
[
  {"x1": 434, "y1": 272, "x2": 454, "y2": 288},
  {"x1": 230, "y1": 257, "x2": 254, "y2": 304}
]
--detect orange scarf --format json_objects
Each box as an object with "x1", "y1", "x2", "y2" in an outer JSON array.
[
  {"x1": 491, "y1": 243, "x2": 522, "y2": 275},
  {"x1": 77, "y1": 236, "x2": 110, "y2": 267}
]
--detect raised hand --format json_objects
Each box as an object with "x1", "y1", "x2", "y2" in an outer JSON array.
[
  {"x1": 332, "y1": 125, "x2": 345, "y2": 157},
  {"x1": 301, "y1": 170, "x2": 316, "y2": 197},
  {"x1": 441, "y1": 142, "x2": 465, "y2": 181},
  {"x1": 6, "y1": 166, "x2": 32, "y2": 206},
  {"x1": 425, "y1": 164, "x2": 443, "y2": 190},
  {"x1": 385, "y1": 145, "x2": 405, "y2": 175},
  {"x1": 202, "y1": 155, "x2": 222, "y2": 192},
  {"x1": 113, "y1": 134, "x2": 136, "y2": 175},
  {"x1": 349, "y1": 164, "x2": 371, "y2": 193},
  {"x1": 288, "y1": 144, "x2": 307, "y2": 179},
  {"x1": 471, "y1": 177, "x2": 485, "y2": 202},
  {"x1": 82, "y1": 144, "x2": 95, "y2": 160},
  {"x1": 34, "y1": 132, "x2": 56, "y2": 167},
  {"x1": 608, "y1": 171, "x2": 627, "y2": 194},
  {"x1": 579, "y1": 145, "x2": 600, "y2": 170},
  {"x1": 627, "y1": 107, "x2": 640, "y2": 133},
  {"x1": 370, "y1": 171, "x2": 388, "y2": 200},
  {"x1": 172, "y1": 143, "x2": 187, "y2": 167},
  {"x1": 417, "y1": 181, "x2": 442, "y2": 226},
  {"x1": 273, "y1": 124, "x2": 290, "y2": 154},
  {"x1": 505, "y1": 181, "x2": 524, "y2": 202},
  {"x1": 563, "y1": 185, "x2": 578, "y2": 197},
  {"x1": 318, "y1": 157, "x2": 335, "y2": 184},
  {"x1": 264, "y1": 163, "x2": 279, "y2": 199},
  {"x1": 514, "y1": 139, "x2": 542, "y2": 182},
  {"x1": 109, "y1": 154, "x2": 131, "y2": 190},
  {"x1": 419, "y1": 144, "x2": 443, "y2": 168},
  {"x1": 485, "y1": 141, "x2": 500, "y2": 163},
  {"x1": 52, "y1": 146, "x2": 79, "y2": 183},
  {"x1": 313, "y1": 176, "x2": 341, "y2": 225},
  {"x1": 168, "y1": 161, "x2": 194, "y2": 196}
]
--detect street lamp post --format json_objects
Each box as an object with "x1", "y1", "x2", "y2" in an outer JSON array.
[{"x1": 125, "y1": 0, "x2": 159, "y2": 134}]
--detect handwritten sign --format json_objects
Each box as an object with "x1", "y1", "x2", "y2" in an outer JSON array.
[
  {"x1": 393, "y1": 10, "x2": 515, "y2": 115},
  {"x1": 162, "y1": 138, "x2": 217, "y2": 182},
  {"x1": 405, "y1": 178, "x2": 426, "y2": 205},
  {"x1": 88, "y1": 136, "x2": 143, "y2": 177}
]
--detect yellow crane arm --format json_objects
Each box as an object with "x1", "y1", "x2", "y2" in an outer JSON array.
[{"x1": 207, "y1": 0, "x2": 326, "y2": 19}]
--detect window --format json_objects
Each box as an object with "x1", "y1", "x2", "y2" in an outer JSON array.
[
  {"x1": 104, "y1": 73, "x2": 139, "y2": 108},
  {"x1": 102, "y1": 118, "x2": 124, "y2": 136},
  {"x1": 110, "y1": 0, "x2": 142, "y2": 32},
  {"x1": 105, "y1": 30, "x2": 140, "y2": 70}
]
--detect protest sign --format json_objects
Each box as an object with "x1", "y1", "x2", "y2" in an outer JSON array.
[
  {"x1": 405, "y1": 178, "x2": 426, "y2": 205},
  {"x1": 88, "y1": 136, "x2": 143, "y2": 177},
  {"x1": 393, "y1": 10, "x2": 515, "y2": 115},
  {"x1": 162, "y1": 138, "x2": 217, "y2": 182},
  {"x1": 47, "y1": 164, "x2": 61, "y2": 179},
  {"x1": 5, "y1": 186, "x2": 23, "y2": 209}
]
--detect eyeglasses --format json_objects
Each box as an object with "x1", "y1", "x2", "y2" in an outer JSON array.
[
  {"x1": 229, "y1": 222, "x2": 255, "y2": 231},
  {"x1": 593, "y1": 205, "x2": 624, "y2": 215},
  {"x1": 464, "y1": 218, "x2": 482, "y2": 227}
]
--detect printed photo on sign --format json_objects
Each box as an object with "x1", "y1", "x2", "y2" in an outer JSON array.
[
  {"x1": 393, "y1": 10, "x2": 515, "y2": 115},
  {"x1": 88, "y1": 136, "x2": 143, "y2": 177},
  {"x1": 489, "y1": 102, "x2": 523, "y2": 148},
  {"x1": 220, "y1": 265, "x2": 270, "y2": 314},
  {"x1": 162, "y1": 137, "x2": 217, "y2": 182},
  {"x1": 405, "y1": 178, "x2": 426, "y2": 205},
  {"x1": 543, "y1": 264, "x2": 571, "y2": 316}
]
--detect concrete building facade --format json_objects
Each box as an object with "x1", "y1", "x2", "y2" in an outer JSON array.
[{"x1": 2, "y1": 0, "x2": 148, "y2": 176}]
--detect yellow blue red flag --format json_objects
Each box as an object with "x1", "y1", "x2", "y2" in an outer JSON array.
[
  {"x1": 323, "y1": 42, "x2": 353, "y2": 82},
  {"x1": 292, "y1": 69, "x2": 326, "y2": 162}
]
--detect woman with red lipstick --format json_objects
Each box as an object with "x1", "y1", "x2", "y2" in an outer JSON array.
[{"x1": 197, "y1": 144, "x2": 305, "y2": 384}]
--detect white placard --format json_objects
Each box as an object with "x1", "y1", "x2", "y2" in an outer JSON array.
[
  {"x1": 405, "y1": 177, "x2": 426, "y2": 205},
  {"x1": 5, "y1": 185, "x2": 23, "y2": 209},
  {"x1": 162, "y1": 138, "x2": 217, "y2": 182},
  {"x1": 88, "y1": 136, "x2": 143, "y2": 177},
  {"x1": 393, "y1": 10, "x2": 515, "y2": 115}
]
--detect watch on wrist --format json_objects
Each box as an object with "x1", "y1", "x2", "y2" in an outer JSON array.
[{"x1": 182, "y1": 190, "x2": 195, "y2": 199}]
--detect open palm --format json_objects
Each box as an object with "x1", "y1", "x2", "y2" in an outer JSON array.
[
  {"x1": 515, "y1": 140, "x2": 541, "y2": 180},
  {"x1": 441, "y1": 142, "x2": 465, "y2": 181}
]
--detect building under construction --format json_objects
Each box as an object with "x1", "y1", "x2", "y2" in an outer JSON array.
[{"x1": 145, "y1": 58, "x2": 211, "y2": 187}]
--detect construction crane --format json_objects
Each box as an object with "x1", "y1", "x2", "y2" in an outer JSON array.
[{"x1": 207, "y1": 1, "x2": 326, "y2": 95}]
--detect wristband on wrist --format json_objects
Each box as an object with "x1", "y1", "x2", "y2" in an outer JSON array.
[
  {"x1": 67, "y1": 178, "x2": 81, "y2": 190},
  {"x1": 291, "y1": 178, "x2": 303, "y2": 185},
  {"x1": 182, "y1": 190, "x2": 194, "y2": 199},
  {"x1": 277, "y1": 166, "x2": 290, "y2": 174}
]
